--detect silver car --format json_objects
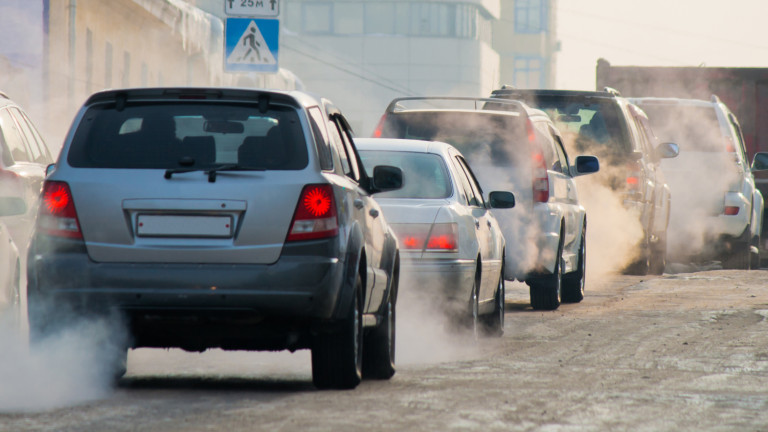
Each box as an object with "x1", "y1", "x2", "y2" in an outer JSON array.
[
  {"x1": 27, "y1": 88, "x2": 403, "y2": 390},
  {"x1": 356, "y1": 138, "x2": 515, "y2": 336},
  {"x1": 0, "y1": 196, "x2": 25, "y2": 327}
]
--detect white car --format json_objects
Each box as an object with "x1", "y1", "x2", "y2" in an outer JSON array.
[
  {"x1": 356, "y1": 138, "x2": 514, "y2": 335},
  {"x1": 373, "y1": 97, "x2": 600, "y2": 310},
  {"x1": 0, "y1": 196, "x2": 25, "y2": 326},
  {"x1": 632, "y1": 96, "x2": 768, "y2": 269}
]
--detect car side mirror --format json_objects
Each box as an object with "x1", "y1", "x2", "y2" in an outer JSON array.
[
  {"x1": 570, "y1": 155, "x2": 600, "y2": 177},
  {"x1": 655, "y1": 142, "x2": 679, "y2": 159},
  {"x1": 752, "y1": 152, "x2": 768, "y2": 171},
  {"x1": 371, "y1": 165, "x2": 403, "y2": 193},
  {"x1": 46, "y1": 163, "x2": 56, "y2": 176},
  {"x1": 0, "y1": 197, "x2": 26, "y2": 217},
  {"x1": 488, "y1": 191, "x2": 515, "y2": 209}
]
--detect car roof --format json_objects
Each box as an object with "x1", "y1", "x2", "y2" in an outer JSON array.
[
  {"x1": 355, "y1": 137, "x2": 456, "y2": 156},
  {"x1": 629, "y1": 97, "x2": 717, "y2": 108},
  {"x1": 492, "y1": 88, "x2": 620, "y2": 99},
  {"x1": 384, "y1": 96, "x2": 540, "y2": 118}
]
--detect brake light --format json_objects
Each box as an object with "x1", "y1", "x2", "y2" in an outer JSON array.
[
  {"x1": 372, "y1": 114, "x2": 387, "y2": 138},
  {"x1": 286, "y1": 184, "x2": 338, "y2": 241},
  {"x1": 724, "y1": 206, "x2": 740, "y2": 216},
  {"x1": 425, "y1": 223, "x2": 458, "y2": 251},
  {"x1": 626, "y1": 161, "x2": 642, "y2": 194},
  {"x1": 725, "y1": 136, "x2": 736, "y2": 153},
  {"x1": 393, "y1": 223, "x2": 457, "y2": 252},
  {"x1": 38, "y1": 181, "x2": 82, "y2": 239}
]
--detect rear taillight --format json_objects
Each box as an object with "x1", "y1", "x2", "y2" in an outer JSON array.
[
  {"x1": 286, "y1": 184, "x2": 339, "y2": 242},
  {"x1": 38, "y1": 181, "x2": 82, "y2": 239},
  {"x1": 392, "y1": 223, "x2": 458, "y2": 252},
  {"x1": 372, "y1": 114, "x2": 387, "y2": 138},
  {"x1": 724, "y1": 206, "x2": 740, "y2": 216},
  {"x1": 528, "y1": 119, "x2": 549, "y2": 203},
  {"x1": 626, "y1": 160, "x2": 643, "y2": 194}
]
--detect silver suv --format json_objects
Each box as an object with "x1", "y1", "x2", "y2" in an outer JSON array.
[
  {"x1": 27, "y1": 88, "x2": 403, "y2": 389},
  {"x1": 631, "y1": 96, "x2": 768, "y2": 269}
]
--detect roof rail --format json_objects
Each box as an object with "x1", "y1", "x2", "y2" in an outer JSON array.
[
  {"x1": 711, "y1": 94, "x2": 721, "y2": 104},
  {"x1": 603, "y1": 87, "x2": 622, "y2": 97},
  {"x1": 500, "y1": 84, "x2": 516, "y2": 90},
  {"x1": 384, "y1": 96, "x2": 525, "y2": 113},
  {"x1": 0, "y1": 90, "x2": 9, "y2": 100}
]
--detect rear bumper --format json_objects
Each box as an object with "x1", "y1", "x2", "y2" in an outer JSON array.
[
  {"x1": 400, "y1": 258, "x2": 475, "y2": 302},
  {"x1": 27, "y1": 236, "x2": 349, "y2": 347}
]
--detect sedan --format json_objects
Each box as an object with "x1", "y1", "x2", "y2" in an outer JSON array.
[{"x1": 356, "y1": 138, "x2": 515, "y2": 337}]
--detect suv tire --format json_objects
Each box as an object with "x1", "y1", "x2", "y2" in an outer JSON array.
[
  {"x1": 362, "y1": 262, "x2": 398, "y2": 380},
  {"x1": 312, "y1": 274, "x2": 364, "y2": 390},
  {"x1": 562, "y1": 227, "x2": 585, "y2": 303},
  {"x1": 529, "y1": 238, "x2": 563, "y2": 310}
]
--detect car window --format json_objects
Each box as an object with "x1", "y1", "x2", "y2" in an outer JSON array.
[
  {"x1": 0, "y1": 107, "x2": 30, "y2": 163},
  {"x1": 640, "y1": 104, "x2": 725, "y2": 152},
  {"x1": 334, "y1": 116, "x2": 362, "y2": 181},
  {"x1": 308, "y1": 107, "x2": 334, "y2": 171},
  {"x1": 15, "y1": 110, "x2": 51, "y2": 162},
  {"x1": 67, "y1": 102, "x2": 308, "y2": 170},
  {"x1": 554, "y1": 134, "x2": 570, "y2": 174},
  {"x1": 10, "y1": 107, "x2": 42, "y2": 163},
  {"x1": 534, "y1": 120, "x2": 558, "y2": 171},
  {"x1": 327, "y1": 117, "x2": 352, "y2": 176},
  {"x1": 455, "y1": 155, "x2": 485, "y2": 207},
  {"x1": 359, "y1": 150, "x2": 451, "y2": 199},
  {"x1": 727, "y1": 113, "x2": 749, "y2": 165}
]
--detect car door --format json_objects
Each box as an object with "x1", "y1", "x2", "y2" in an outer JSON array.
[
  {"x1": 632, "y1": 106, "x2": 671, "y2": 238},
  {"x1": 550, "y1": 127, "x2": 581, "y2": 250},
  {"x1": 452, "y1": 153, "x2": 499, "y2": 303},
  {"x1": 325, "y1": 108, "x2": 388, "y2": 313}
]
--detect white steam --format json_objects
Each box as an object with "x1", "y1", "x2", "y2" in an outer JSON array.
[{"x1": 0, "y1": 312, "x2": 127, "y2": 412}]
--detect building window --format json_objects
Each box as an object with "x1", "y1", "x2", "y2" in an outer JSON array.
[
  {"x1": 336, "y1": 3, "x2": 363, "y2": 34},
  {"x1": 365, "y1": 3, "x2": 395, "y2": 34},
  {"x1": 303, "y1": 2, "x2": 332, "y2": 34},
  {"x1": 514, "y1": 57, "x2": 544, "y2": 88},
  {"x1": 515, "y1": 0, "x2": 548, "y2": 34}
]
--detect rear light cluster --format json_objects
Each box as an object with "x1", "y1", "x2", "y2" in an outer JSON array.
[
  {"x1": 626, "y1": 160, "x2": 643, "y2": 195},
  {"x1": 724, "y1": 206, "x2": 740, "y2": 216},
  {"x1": 286, "y1": 184, "x2": 339, "y2": 242},
  {"x1": 372, "y1": 114, "x2": 387, "y2": 138},
  {"x1": 393, "y1": 223, "x2": 458, "y2": 252},
  {"x1": 528, "y1": 119, "x2": 549, "y2": 203},
  {"x1": 38, "y1": 181, "x2": 82, "y2": 239}
]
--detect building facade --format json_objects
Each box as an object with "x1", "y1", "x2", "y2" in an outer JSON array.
[
  {"x1": 494, "y1": 0, "x2": 558, "y2": 89},
  {"x1": 279, "y1": 0, "x2": 503, "y2": 135}
]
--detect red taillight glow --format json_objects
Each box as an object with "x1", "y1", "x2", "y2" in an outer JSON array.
[
  {"x1": 286, "y1": 184, "x2": 338, "y2": 242},
  {"x1": 724, "y1": 206, "x2": 740, "y2": 216},
  {"x1": 372, "y1": 114, "x2": 387, "y2": 138},
  {"x1": 38, "y1": 181, "x2": 82, "y2": 239},
  {"x1": 393, "y1": 223, "x2": 458, "y2": 252},
  {"x1": 531, "y1": 148, "x2": 549, "y2": 203},
  {"x1": 626, "y1": 176, "x2": 639, "y2": 186}
]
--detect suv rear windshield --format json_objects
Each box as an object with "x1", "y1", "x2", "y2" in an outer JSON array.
[
  {"x1": 637, "y1": 104, "x2": 724, "y2": 152},
  {"x1": 505, "y1": 96, "x2": 632, "y2": 158},
  {"x1": 380, "y1": 111, "x2": 528, "y2": 166},
  {"x1": 68, "y1": 102, "x2": 308, "y2": 170}
]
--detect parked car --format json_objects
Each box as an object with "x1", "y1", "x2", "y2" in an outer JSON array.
[
  {"x1": 373, "y1": 97, "x2": 599, "y2": 310},
  {"x1": 356, "y1": 137, "x2": 514, "y2": 335},
  {"x1": 0, "y1": 91, "x2": 54, "y2": 250},
  {"x1": 491, "y1": 88, "x2": 679, "y2": 275},
  {"x1": 631, "y1": 96, "x2": 768, "y2": 269},
  {"x1": 27, "y1": 87, "x2": 404, "y2": 390},
  {"x1": 0, "y1": 196, "x2": 25, "y2": 327}
]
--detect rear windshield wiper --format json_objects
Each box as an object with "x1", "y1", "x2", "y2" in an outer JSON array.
[{"x1": 164, "y1": 163, "x2": 265, "y2": 182}]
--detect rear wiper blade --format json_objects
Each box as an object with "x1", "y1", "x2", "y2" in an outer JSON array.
[
  {"x1": 205, "y1": 164, "x2": 266, "y2": 182},
  {"x1": 164, "y1": 164, "x2": 265, "y2": 181}
]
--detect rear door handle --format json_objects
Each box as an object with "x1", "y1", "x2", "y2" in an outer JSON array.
[{"x1": 353, "y1": 199, "x2": 364, "y2": 209}]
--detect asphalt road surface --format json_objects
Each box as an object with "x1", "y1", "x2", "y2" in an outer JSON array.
[{"x1": 3, "y1": 269, "x2": 768, "y2": 431}]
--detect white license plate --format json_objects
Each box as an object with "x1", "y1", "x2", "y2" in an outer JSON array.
[{"x1": 137, "y1": 215, "x2": 233, "y2": 238}]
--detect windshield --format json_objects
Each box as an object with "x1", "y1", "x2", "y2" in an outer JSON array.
[
  {"x1": 637, "y1": 104, "x2": 724, "y2": 152},
  {"x1": 67, "y1": 102, "x2": 307, "y2": 170},
  {"x1": 380, "y1": 111, "x2": 528, "y2": 166},
  {"x1": 359, "y1": 150, "x2": 452, "y2": 199}
]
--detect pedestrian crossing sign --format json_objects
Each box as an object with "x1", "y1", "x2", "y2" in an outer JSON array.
[{"x1": 225, "y1": 18, "x2": 279, "y2": 73}]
